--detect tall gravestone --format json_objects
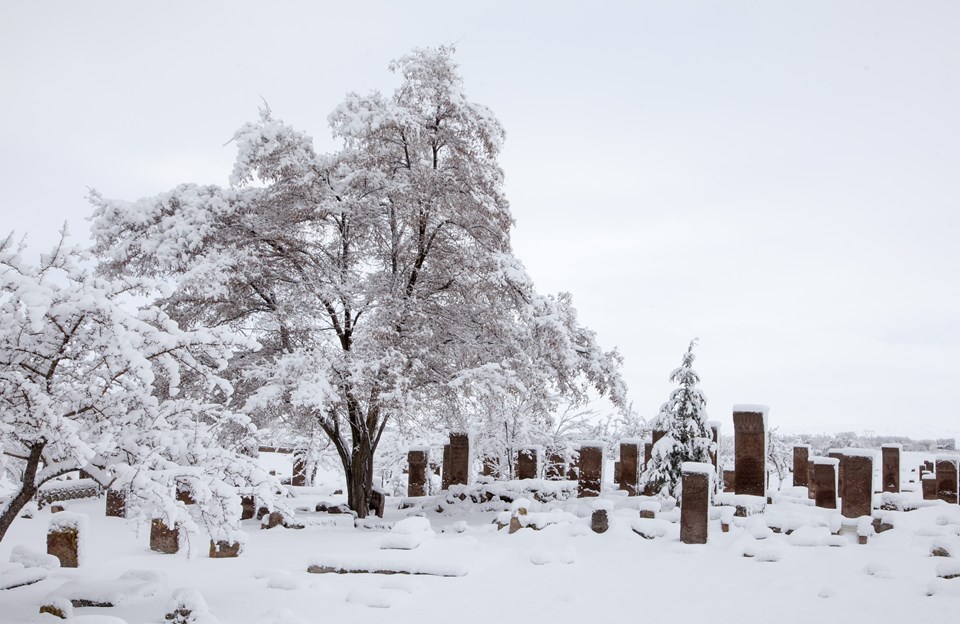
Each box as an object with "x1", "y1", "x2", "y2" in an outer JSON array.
[
  {"x1": 619, "y1": 440, "x2": 641, "y2": 496},
  {"x1": 441, "y1": 444, "x2": 452, "y2": 490},
  {"x1": 578, "y1": 443, "x2": 603, "y2": 497},
  {"x1": 840, "y1": 452, "x2": 874, "y2": 518},
  {"x1": 881, "y1": 444, "x2": 901, "y2": 493},
  {"x1": 813, "y1": 457, "x2": 838, "y2": 509},
  {"x1": 733, "y1": 406, "x2": 768, "y2": 497},
  {"x1": 407, "y1": 447, "x2": 428, "y2": 497},
  {"x1": 517, "y1": 447, "x2": 540, "y2": 480},
  {"x1": 447, "y1": 432, "x2": 471, "y2": 487},
  {"x1": 680, "y1": 463, "x2": 711, "y2": 544},
  {"x1": 793, "y1": 445, "x2": 810, "y2": 488},
  {"x1": 936, "y1": 457, "x2": 959, "y2": 504}
]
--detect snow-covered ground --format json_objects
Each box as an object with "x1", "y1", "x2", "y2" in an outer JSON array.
[{"x1": 3, "y1": 468, "x2": 959, "y2": 623}]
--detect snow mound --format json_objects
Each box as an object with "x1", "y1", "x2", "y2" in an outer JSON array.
[
  {"x1": 529, "y1": 547, "x2": 576, "y2": 565},
  {"x1": 787, "y1": 526, "x2": 833, "y2": 547},
  {"x1": 48, "y1": 570, "x2": 166, "y2": 607},
  {"x1": 10, "y1": 544, "x2": 61, "y2": 570},
  {"x1": 345, "y1": 587, "x2": 409, "y2": 608},
  {"x1": 741, "y1": 541, "x2": 782, "y2": 562},
  {"x1": 863, "y1": 562, "x2": 894, "y2": 578},
  {"x1": 62, "y1": 616, "x2": 130, "y2": 623},
  {"x1": 0, "y1": 562, "x2": 48, "y2": 589},
  {"x1": 307, "y1": 553, "x2": 468, "y2": 577},
  {"x1": 380, "y1": 516, "x2": 435, "y2": 550},
  {"x1": 266, "y1": 574, "x2": 303, "y2": 591},
  {"x1": 631, "y1": 518, "x2": 669, "y2": 539}
]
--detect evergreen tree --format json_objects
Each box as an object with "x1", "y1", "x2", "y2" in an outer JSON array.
[{"x1": 641, "y1": 340, "x2": 713, "y2": 500}]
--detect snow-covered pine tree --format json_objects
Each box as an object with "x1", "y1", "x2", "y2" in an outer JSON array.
[{"x1": 640, "y1": 340, "x2": 713, "y2": 500}]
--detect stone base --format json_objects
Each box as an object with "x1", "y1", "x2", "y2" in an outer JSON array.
[
  {"x1": 209, "y1": 540, "x2": 242, "y2": 558},
  {"x1": 47, "y1": 528, "x2": 79, "y2": 568},
  {"x1": 105, "y1": 490, "x2": 126, "y2": 518},
  {"x1": 150, "y1": 519, "x2": 180, "y2": 554}
]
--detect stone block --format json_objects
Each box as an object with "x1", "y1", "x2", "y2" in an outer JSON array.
[
  {"x1": 150, "y1": 518, "x2": 180, "y2": 554},
  {"x1": 722, "y1": 470, "x2": 735, "y2": 493},
  {"x1": 619, "y1": 441, "x2": 640, "y2": 496},
  {"x1": 936, "y1": 458, "x2": 959, "y2": 504},
  {"x1": 517, "y1": 448, "x2": 539, "y2": 480},
  {"x1": 591, "y1": 509, "x2": 609, "y2": 533},
  {"x1": 47, "y1": 527, "x2": 79, "y2": 568},
  {"x1": 240, "y1": 495, "x2": 255, "y2": 520},
  {"x1": 813, "y1": 459, "x2": 838, "y2": 509},
  {"x1": 105, "y1": 489, "x2": 126, "y2": 518},
  {"x1": 209, "y1": 539, "x2": 242, "y2": 558},
  {"x1": 792, "y1": 445, "x2": 810, "y2": 488},
  {"x1": 881, "y1": 445, "x2": 900, "y2": 493},
  {"x1": 680, "y1": 468, "x2": 710, "y2": 544},
  {"x1": 840, "y1": 453, "x2": 873, "y2": 518},
  {"x1": 922, "y1": 475, "x2": 938, "y2": 500},
  {"x1": 733, "y1": 408, "x2": 767, "y2": 497},
  {"x1": 447, "y1": 432, "x2": 471, "y2": 487},
  {"x1": 408, "y1": 449, "x2": 428, "y2": 497},
  {"x1": 577, "y1": 444, "x2": 603, "y2": 497}
]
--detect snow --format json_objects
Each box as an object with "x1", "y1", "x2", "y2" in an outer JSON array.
[
  {"x1": 681, "y1": 461, "x2": 715, "y2": 476},
  {"x1": 812, "y1": 456, "x2": 840, "y2": 466},
  {"x1": 881, "y1": 443, "x2": 904, "y2": 450},
  {"x1": 10, "y1": 544, "x2": 61, "y2": 569},
  {"x1": 732, "y1": 404, "x2": 769, "y2": 420}
]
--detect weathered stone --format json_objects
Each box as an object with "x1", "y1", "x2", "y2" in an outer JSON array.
[
  {"x1": 813, "y1": 459, "x2": 838, "y2": 509},
  {"x1": 47, "y1": 527, "x2": 79, "y2": 568},
  {"x1": 50, "y1": 504, "x2": 65, "y2": 514},
  {"x1": 922, "y1": 474, "x2": 938, "y2": 500},
  {"x1": 577, "y1": 444, "x2": 603, "y2": 497},
  {"x1": 105, "y1": 489, "x2": 126, "y2": 518},
  {"x1": 261, "y1": 512, "x2": 284, "y2": 529},
  {"x1": 39, "y1": 602, "x2": 70, "y2": 619},
  {"x1": 517, "y1": 448, "x2": 539, "y2": 480},
  {"x1": 370, "y1": 489, "x2": 385, "y2": 518},
  {"x1": 175, "y1": 483, "x2": 194, "y2": 505},
  {"x1": 733, "y1": 409, "x2": 767, "y2": 497},
  {"x1": 209, "y1": 540, "x2": 242, "y2": 558},
  {"x1": 872, "y1": 517, "x2": 894, "y2": 533},
  {"x1": 722, "y1": 470, "x2": 735, "y2": 493},
  {"x1": 291, "y1": 451, "x2": 307, "y2": 487},
  {"x1": 639, "y1": 509, "x2": 656, "y2": 519},
  {"x1": 591, "y1": 509, "x2": 609, "y2": 533},
  {"x1": 828, "y1": 451, "x2": 844, "y2": 494},
  {"x1": 793, "y1": 445, "x2": 810, "y2": 488},
  {"x1": 840, "y1": 453, "x2": 873, "y2": 518},
  {"x1": 925, "y1": 460, "x2": 935, "y2": 473},
  {"x1": 619, "y1": 441, "x2": 640, "y2": 496},
  {"x1": 936, "y1": 458, "x2": 959, "y2": 504},
  {"x1": 240, "y1": 495, "x2": 255, "y2": 520},
  {"x1": 881, "y1": 445, "x2": 901, "y2": 493},
  {"x1": 447, "y1": 432, "x2": 471, "y2": 487},
  {"x1": 150, "y1": 518, "x2": 180, "y2": 554},
  {"x1": 441, "y1": 444, "x2": 452, "y2": 490},
  {"x1": 680, "y1": 469, "x2": 710, "y2": 545},
  {"x1": 407, "y1": 449, "x2": 428, "y2": 497}
]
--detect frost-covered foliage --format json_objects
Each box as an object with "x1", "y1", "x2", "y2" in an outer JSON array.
[
  {"x1": 640, "y1": 340, "x2": 713, "y2": 500},
  {"x1": 767, "y1": 426, "x2": 794, "y2": 487},
  {"x1": 0, "y1": 232, "x2": 283, "y2": 542},
  {"x1": 90, "y1": 46, "x2": 626, "y2": 516}
]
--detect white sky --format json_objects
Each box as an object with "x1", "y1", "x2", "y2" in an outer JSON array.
[{"x1": 3, "y1": 1, "x2": 958, "y2": 440}]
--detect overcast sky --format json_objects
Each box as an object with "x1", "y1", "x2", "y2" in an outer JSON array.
[{"x1": 3, "y1": 1, "x2": 958, "y2": 440}]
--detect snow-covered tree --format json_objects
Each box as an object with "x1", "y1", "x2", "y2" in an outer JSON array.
[
  {"x1": 90, "y1": 46, "x2": 626, "y2": 517},
  {"x1": 0, "y1": 231, "x2": 283, "y2": 543},
  {"x1": 640, "y1": 340, "x2": 713, "y2": 499},
  {"x1": 767, "y1": 426, "x2": 793, "y2": 488}
]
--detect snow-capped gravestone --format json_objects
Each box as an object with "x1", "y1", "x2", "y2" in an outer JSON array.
[
  {"x1": 578, "y1": 443, "x2": 603, "y2": 497},
  {"x1": 407, "y1": 447, "x2": 429, "y2": 497},
  {"x1": 105, "y1": 489, "x2": 126, "y2": 518},
  {"x1": 447, "y1": 432, "x2": 471, "y2": 487},
  {"x1": 517, "y1": 447, "x2": 540, "y2": 480},
  {"x1": 150, "y1": 519, "x2": 180, "y2": 554},
  {"x1": 733, "y1": 406, "x2": 768, "y2": 497},
  {"x1": 47, "y1": 512, "x2": 86, "y2": 568},
  {"x1": 922, "y1": 473, "x2": 938, "y2": 500},
  {"x1": 936, "y1": 457, "x2": 959, "y2": 504},
  {"x1": 240, "y1": 495, "x2": 256, "y2": 520},
  {"x1": 793, "y1": 445, "x2": 810, "y2": 488},
  {"x1": 812, "y1": 457, "x2": 838, "y2": 509},
  {"x1": 619, "y1": 440, "x2": 641, "y2": 496},
  {"x1": 881, "y1": 444, "x2": 901, "y2": 493},
  {"x1": 681, "y1": 463, "x2": 712, "y2": 544},
  {"x1": 209, "y1": 533, "x2": 244, "y2": 558},
  {"x1": 840, "y1": 452, "x2": 874, "y2": 518}
]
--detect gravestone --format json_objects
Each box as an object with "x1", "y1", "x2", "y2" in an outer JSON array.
[
  {"x1": 722, "y1": 470, "x2": 736, "y2": 493},
  {"x1": 441, "y1": 444, "x2": 451, "y2": 490},
  {"x1": 447, "y1": 432, "x2": 471, "y2": 487},
  {"x1": 733, "y1": 406, "x2": 768, "y2": 497},
  {"x1": 517, "y1": 447, "x2": 540, "y2": 480},
  {"x1": 936, "y1": 457, "x2": 959, "y2": 504},
  {"x1": 407, "y1": 448, "x2": 428, "y2": 497},
  {"x1": 292, "y1": 451, "x2": 307, "y2": 487},
  {"x1": 881, "y1": 444, "x2": 901, "y2": 493},
  {"x1": 47, "y1": 513, "x2": 85, "y2": 568},
  {"x1": 209, "y1": 539, "x2": 242, "y2": 558},
  {"x1": 922, "y1": 473, "x2": 938, "y2": 500},
  {"x1": 619, "y1": 440, "x2": 641, "y2": 496},
  {"x1": 707, "y1": 422, "x2": 721, "y2": 471},
  {"x1": 545, "y1": 450, "x2": 566, "y2": 480},
  {"x1": 105, "y1": 489, "x2": 126, "y2": 518},
  {"x1": 925, "y1": 460, "x2": 935, "y2": 473},
  {"x1": 240, "y1": 495, "x2": 256, "y2": 520},
  {"x1": 813, "y1": 457, "x2": 838, "y2": 509},
  {"x1": 793, "y1": 445, "x2": 810, "y2": 488},
  {"x1": 840, "y1": 453, "x2": 874, "y2": 518},
  {"x1": 578, "y1": 443, "x2": 603, "y2": 497},
  {"x1": 150, "y1": 518, "x2": 180, "y2": 554},
  {"x1": 680, "y1": 463, "x2": 711, "y2": 544},
  {"x1": 370, "y1": 488, "x2": 385, "y2": 518}
]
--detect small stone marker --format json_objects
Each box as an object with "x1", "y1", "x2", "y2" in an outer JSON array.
[
  {"x1": 936, "y1": 457, "x2": 959, "y2": 504},
  {"x1": 292, "y1": 451, "x2": 307, "y2": 487},
  {"x1": 209, "y1": 539, "x2": 242, "y2": 558},
  {"x1": 578, "y1": 443, "x2": 603, "y2": 497},
  {"x1": 840, "y1": 452, "x2": 874, "y2": 519},
  {"x1": 517, "y1": 447, "x2": 540, "y2": 480},
  {"x1": 922, "y1": 473, "x2": 938, "y2": 500},
  {"x1": 680, "y1": 463, "x2": 711, "y2": 544},
  {"x1": 47, "y1": 512, "x2": 86, "y2": 568},
  {"x1": 50, "y1": 504, "x2": 65, "y2": 514},
  {"x1": 722, "y1": 470, "x2": 735, "y2": 493},
  {"x1": 812, "y1": 457, "x2": 838, "y2": 509},
  {"x1": 447, "y1": 432, "x2": 471, "y2": 487},
  {"x1": 407, "y1": 448, "x2": 428, "y2": 497},
  {"x1": 591, "y1": 500, "x2": 612, "y2": 533},
  {"x1": 105, "y1": 489, "x2": 126, "y2": 518},
  {"x1": 261, "y1": 511, "x2": 284, "y2": 529},
  {"x1": 619, "y1": 440, "x2": 641, "y2": 496},
  {"x1": 441, "y1": 444, "x2": 452, "y2": 490},
  {"x1": 150, "y1": 518, "x2": 180, "y2": 554},
  {"x1": 793, "y1": 445, "x2": 810, "y2": 488},
  {"x1": 370, "y1": 488, "x2": 386, "y2": 518},
  {"x1": 240, "y1": 495, "x2": 256, "y2": 520},
  {"x1": 881, "y1": 444, "x2": 901, "y2": 493},
  {"x1": 733, "y1": 406, "x2": 768, "y2": 497}
]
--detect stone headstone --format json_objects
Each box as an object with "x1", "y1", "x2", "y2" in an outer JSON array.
[
  {"x1": 408, "y1": 448, "x2": 428, "y2": 497},
  {"x1": 840, "y1": 453, "x2": 874, "y2": 518},
  {"x1": 240, "y1": 495, "x2": 256, "y2": 520},
  {"x1": 680, "y1": 464, "x2": 711, "y2": 544},
  {"x1": 447, "y1": 432, "x2": 471, "y2": 487},
  {"x1": 261, "y1": 511, "x2": 284, "y2": 529},
  {"x1": 591, "y1": 509, "x2": 609, "y2": 533},
  {"x1": 105, "y1": 489, "x2": 126, "y2": 518},
  {"x1": 619, "y1": 440, "x2": 641, "y2": 496},
  {"x1": 292, "y1": 451, "x2": 307, "y2": 487},
  {"x1": 936, "y1": 457, "x2": 959, "y2": 504},
  {"x1": 209, "y1": 539, "x2": 242, "y2": 558},
  {"x1": 792, "y1": 445, "x2": 810, "y2": 488},
  {"x1": 370, "y1": 488, "x2": 386, "y2": 518},
  {"x1": 922, "y1": 473, "x2": 938, "y2": 500},
  {"x1": 517, "y1": 447, "x2": 540, "y2": 480},
  {"x1": 813, "y1": 457, "x2": 838, "y2": 509},
  {"x1": 881, "y1": 445, "x2": 901, "y2": 493},
  {"x1": 925, "y1": 460, "x2": 935, "y2": 473},
  {"x1": 577, "y1": 443, "x2": 603, "y2": 497},
  {"x1": 733, "y1": 407, "x2": 767, "y2": 497},
  {"x1": 441, "y1": 444, "x2": 452, "y2": 490},
  {"x1": 722, "y1": 470, "x2": 735, "y2": 493},
  {"x1": 150, "y1": 518, "x2": 180, "y2": 554},
  {"x1": 47, "y1": 513, "x2": 85, "y2": 568}
]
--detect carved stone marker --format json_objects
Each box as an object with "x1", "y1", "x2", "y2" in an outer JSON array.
[
  {"x1": 840, "y1": 453, "x2": 874, "y2": 518},
  {"x1": 793, "y1": 445, "x2": 810, "y2": 488},
  {"x1": 292, "y1": 451, "x2": 307, "y2": 487},
  {"x1": 813, "y1": 457, "x2": 838, "y2": 509},
  {"x1": 447, "y1": 432, "x2": 471, "y2": 487},
  {"x1": 591, "y1": 508, "x2": 609, "y2": 533},
  {"x1": 517, "y1": 447, "x2": 540, "y2": 480},
  {"x1": 881, "y1": 444, "x2": 901, "y2": 493},
  {"x1": 733, "y1": 407, "x2": 768, "y2": 497},
  {"x1": 209, "y1": 539, "x2": 242, "y2": 558},
  {"x1": 680, "y1": 463, "x2": 711, "y2": 544},
  {"x1": 441, "y1": 444, "x2": 452, "y2": 490},
  {"x1": 619, "y1": 440, "x2": 641, "y2": 496},
  {"x1": 150, "y1": 518, "x2": 180, "y2": 554},
  {"x1": 105, "y1": 489, "x2": 126, "y2": 518},
  {"x1": 578, "y1": 443, "x2": 603, "y2": 497},
  {"x1": 545, "y1": 450, "x2": 566, "y2": 480},
  {"x1": 408, "y1": 448, "x2": 428, "y2": 497},
  {"x1": 936, "y1": 457, "x2": 959, "y2": 504},
  {"x1": 47, "y1": 513, "x2": 86, "y2": 568},
  {"x1": 922, "y1": 473, "x2": 937, "y2": 500}
]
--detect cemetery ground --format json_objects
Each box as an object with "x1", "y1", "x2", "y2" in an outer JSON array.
[{"x1": 2, "y1": 455, "x2": 960, "y2": 624}]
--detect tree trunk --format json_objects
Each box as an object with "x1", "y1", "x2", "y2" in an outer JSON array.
[
  {"x1": 346, "y1": 447, "x2": 370, "y2": 519},
  {"x1": 0, "y1": 442, "x2": 44, "y2": 544}
]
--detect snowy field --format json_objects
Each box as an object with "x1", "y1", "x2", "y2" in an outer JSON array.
[{"x1": 3, "y1": 462, "x2": 960, "y2": 624}]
